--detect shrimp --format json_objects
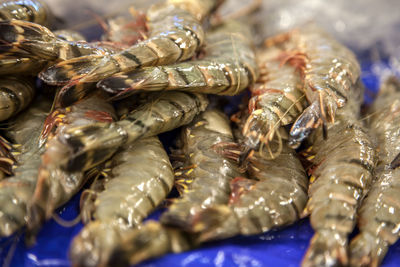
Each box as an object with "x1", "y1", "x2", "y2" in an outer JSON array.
[
  {"x1": 98, "y1": 19, "x2": 258, "y2": 99},
  {"x1": 43, "y1": 91, "x2": 208, "y2": 174},
  {"x1": 108, "y1": 220, "x2": 196, "y2": 267},
  {"x1": 0, "y1": 20, "x2": 117, "y2": 61},
  {"x1": 0, "y1": 99, "x2": 51, "y2": 237},
  {"x1": 349, "y1": 77, "x2": 400, "y2": 267},
  {"x1": 0, "y1": 0, "x2": 53, "y2": 26},
  {"x1": 191, "y1": 130, "x2": 308, "y2": 242},
  {"x1": 26, "y1": 93, "x2": 117, "y2": 242},
  {"x1": 0, "y1": 29, "x2": 86, "y2": 76},
  {"x1": 0, "y1": 76, "x2": 35, "y2": 121},
  {"x1": 39, "y1": 0, "x2": 223, "y2": 106},
  {"x1": 160, "y1": 109, "x2": 242, "y2": 232},
  {"x1": 240, "y1": 44, "x2": 306, "y2": 163},
  {"x1": 279, "y1": 24, "x2": 361, "y2": 148},
  {"x1": 300, "y1": 87, "x2": 376, "y2": 266},
  {"x1": 70, "y1": 136, "x2": 174, "y2": 267}
]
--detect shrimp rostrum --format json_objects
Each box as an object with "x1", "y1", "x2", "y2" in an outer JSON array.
[
  {"x1": 349, "y1": 77, "x2": 400, "y2": 267},
  {"x1": 98, "y1": 19, "x2": 258, "y2": 99},
  {"x1": 301, "y1": 92, "x2": 376, "y2": 266},
  {"x1": 278, "y1": 24, "x2": 362, "y2": 148},
  {"x1": 160, "y1": 109, "x2": 242, "y2": 232},
  {"x1": 70, "y1": 136, "x2": 174, "y2": 267}
]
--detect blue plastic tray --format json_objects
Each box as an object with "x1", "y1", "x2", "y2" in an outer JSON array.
[{"x1": 1, "y1": 53, "x2": 399, "y2": 267}]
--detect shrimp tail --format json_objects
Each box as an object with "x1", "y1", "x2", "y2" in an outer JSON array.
[
  {"x1": 109, "y1": 221, "x2": 195, "y2": 267},
  {"x1": 192, "y1": 205, "x2": 239, "y2": 242},
  {"x1": 39, "y1": 55, "x2": 106, "y2": 85},
  {"x1": 349, "y1": 232, "x2": 388, "y2": 267},
  {"x1": 302, "y1": 229, "x2": 348, "y2": 267},
  {"x1": 289, "y1": 101, "x2": 323, "y2": 149},
  {"x1": 0, "y1": 20, "x2": 56, "y2": 58}
]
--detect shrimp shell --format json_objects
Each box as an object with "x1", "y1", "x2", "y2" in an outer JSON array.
[
  {"x1": 193, "y1": 137, "x2": 308, "y2": 242},
  {"x1": 0, "y1": 100, "x2": 50, "y2": 237},
  {"x1": 39, "y1": 0, "x2": 223, "y2": 106},
  {"x1": 286, "y1": 24, "x2": 361, "y2": 148},
  {"x1": 26, "y1": 94, "x2": 117, "y2": 242},
  {"x1": 70, "y1": 136, "x2": 174, "y2": 267},
  {"x1": 301, "y1": 94, "x2": 376, "y2": 266},
  {"x1": 0, "y1": 76, "x2": 35, "y2": 121},
  {"x1": 0, "y1": 29, "x2": 87, "y2": 76},
  {"x1": 240, "y1": 44, "x2": 306, "y2": 162},
  {"x1": 0, "y1": 0, "x2": 53, "y2": 26},
  {"x1": 98, "y1": 19, "x2": 258, "y2": 98},
  {"x1": 108, "y1": 220, "x2": 195, "y2": 267},
  {"x1": 0, "y1": 20, "x2": 117, "y2": 61},
  {"x1": 349, "y1": 77, "x2": 400, "y2": 267},
  {"x1": 160, "y1": 109, "x2": 242, "y2": 232},
  {"x1": 46, "y1": 91, "x2": 208, "y2": 173}
]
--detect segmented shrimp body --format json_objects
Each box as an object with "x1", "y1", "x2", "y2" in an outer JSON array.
[
  {"x1": 301, "y1": 93, "x2": 376, "y2": 266},
  {"x1": 70, "y1": 136, "x2": 174, "y2": 267},
  {"x1": 0, "y1": 0, "x2": 52, "y2": 26},
  {"x1": 26, "y1": 94, "x2": 117, "y2": 241},
  {"x1": 46, "y1": 91, "x2": 208, "y2": 174},
  {"x1": 160, "y1": 109, "x2": 242, "y2": 231},
  {"x1": 39, "y1": 0, "x2": 222, "y2": 106},
  {"x1": 98, "y1": 19, "x2": 258, "y2": 98},
  {"x1": 349, "y1": 77, "x2": 400, "y2": 267},
  {"x1": 193, "y1": 138, "x2": 308, "y2": 242},
  {"x1": 0, "y1": 20, "x2": 118, "y2": 61},
  {"x1": 0, "y1": 100, "x2": 50, "y2": 237},
  {"x1": 286, "y1": 25, "x2": 361, "y2": 148},
  {"x1": 0, "y1": 76, "x2": 35, "y2": 121},
  {"x1": 241, "y1": 45, "x2": 306, "y2": 162}
]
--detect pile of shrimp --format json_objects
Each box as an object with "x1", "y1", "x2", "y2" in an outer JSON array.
[{"x1": 0, "y1": 0, "x2": 398, "y2": 266}]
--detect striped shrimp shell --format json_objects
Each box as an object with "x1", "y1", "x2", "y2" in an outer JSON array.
[
  {"x1": 0, "y1": 76, "x2": 35, "y2": 121},
  {"x1": 194, "y1": 133, "x2": 308, "y2": 242},
  {"x1": 49, "y1": 91, "x2": 208, "y2": 173},
  {"x1": 349, "y1": 77, "x2": 400, "y2": 267},
  {"x1": 286, "y1": 24, "x2": 361, "y2": 148},
  {"x1": 26, "y1": 94, "x2": 117, "y2": 242},
  {"x1": 0, "y1": 99, "x2": 50, "y2": 237},
  {"x1": 98, "y1": 19, "x2": 258, "y2": 98},
  {"x1": 241, "y1": 44, "x2": 306, "y2": 162},
  {"x1": 301, "y1": 89, "x2": 376, "y2": 267},
  {"x1": 38, "y1": 0, "x2": 222, "y2": 107},
  {"x1": 40, "y1": 0, "x2": 223, "y2": 85},
  {"x1": 160, "y1": 109, "x2": 242, "y2": 232},
  {"x1": 0, "y1": 29, "x2": 86, "y2": 76},
  {"x1": 0, "y1": 20, "x2": 118, "y2": 61},
  {"x1": 70, "y1": 136, "x2": 174, "y2": 267}
]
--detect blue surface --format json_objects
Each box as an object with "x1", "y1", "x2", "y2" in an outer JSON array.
[{"x1": 1, "y1": 52, "x2": 399, "y2": 267}]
